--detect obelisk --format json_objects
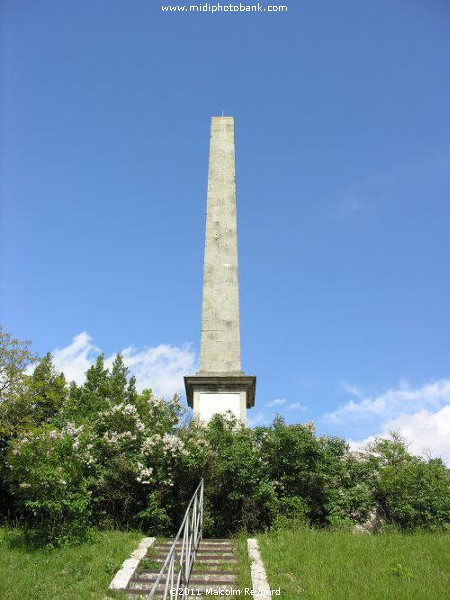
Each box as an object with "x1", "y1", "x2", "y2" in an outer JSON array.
[{"x1": 184, "y1": 117, "x2": 256, "y2": 424}]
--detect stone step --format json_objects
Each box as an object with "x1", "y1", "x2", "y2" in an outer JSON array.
[
  {"x1": 152, "y1": 552, "x2": 234, "y2": 558},
  {"x1": 156, "y1": 544, "x2": 233, "y2": 552},
  {"x1": 193, "y1": 558, "x2": 237, "y2": 563},
  {"x1": 158, "y1": 540, "x2": 232, "y2": 544},
  {"x1": 127, "y1": 588, "x2": 163, "y2": 597},
  {"x1": 144, "y1": 556, "x2": 237, "y2": 565},
  {"x1": 156, "y1": 545, "x2": 234, "y2": 551},
  {"x1": 128, "y1": 585, "x2": 236, "y2": 595},
  {"x1": 189, "y1": 569, "x2": 236, "y2": 575},
  {"x1": 131, "y1": 573, "x2": 235, "y2": 584},
  {"x1": 199, "y1": 544, "x2": 233, "y2": 552},
  {"x1": 128, "y1": 538, "x2": 237, "y2": 599},
  {"x1": 136, "y1": 567, "x2": 236, "y2": 576}
]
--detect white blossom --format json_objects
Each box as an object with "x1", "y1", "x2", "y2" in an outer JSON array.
[
  {"x1": 103, "y1": 431, "x2": 137, "y2": 446},
  {"x1": 136, "y1": 462, "x2": 154, "y2": 484}
]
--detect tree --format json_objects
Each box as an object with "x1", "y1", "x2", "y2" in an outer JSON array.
[
  {"x1": 0, "y1": 326, "x2": 37, "y2": 400},
  {"x1": 367, "y1": 434, "x2": 450, "y2": 529},
  {"x1": 64, "y1": 355, "x2": 110, "y2": 422},
  {"x1": 26, "y1": 353, "x2": 67, "y2": 424},
  {"x1": 197, "y1": 414, "x2": 277, "y2": 536},
  {"x1": 0, "y1": 327, "x2": 38, "y2": 440},
  {"x1": 261, "y1": 418, "x2": 324, "y2": 523},
  {"x1": 0, "y1": 327, "x2": 38, "y2": 517},
  {"x1": 109, "y1": 353, "x2": 129, "y2": 404}
]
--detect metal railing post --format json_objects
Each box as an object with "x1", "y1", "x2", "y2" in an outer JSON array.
[{"x1": 147, "y1": 479, "x2": 204, "y2": 600}]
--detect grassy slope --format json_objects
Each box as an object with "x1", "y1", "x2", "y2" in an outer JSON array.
[
  {"x1": 257, "y1": 527, "x2": 450, "y2": 600},
  {"x1": 234, "y1": 533, "x2": 253, "y2": 592},
  {"x1": 0, "y1": 527, "x2": 143, "y2": 600}
]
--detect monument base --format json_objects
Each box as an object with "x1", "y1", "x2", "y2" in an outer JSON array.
[{"x1": 184, "y1": 375, "x2": 256, "y2": 425}]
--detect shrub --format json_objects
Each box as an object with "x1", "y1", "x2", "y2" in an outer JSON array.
[
  {"x1": 377, "y1": 457, "x2": 450, "y2": 530},
  {"x1": 200, "y1": 413, "x2": 278, "y2": 536},
  {"x1": 7, "y1": 424, "x2": 92, "y2": 546},
  {"x1": 2, "y1": 331, "x2": 449, "y2": 543}
]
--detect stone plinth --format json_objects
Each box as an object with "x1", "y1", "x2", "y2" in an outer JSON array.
[{"x1": 184, "y1": 375, "x2": 256, "y2": 426}]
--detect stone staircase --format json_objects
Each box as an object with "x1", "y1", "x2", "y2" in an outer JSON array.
[{"x1": 126, "y1": 538, "x2": 237, "y2": 598}]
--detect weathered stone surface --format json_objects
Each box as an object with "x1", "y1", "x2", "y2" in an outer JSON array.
[
  {"x1": 199, "y1": 117, "x2": 242, "y2": 375},
  {"x1": 185, "y1": 117, "x2": 256, "y2": 424},
  {"x1": 109, "y1": 537, "x2": 155, "y2": 591},
  {"x1": 247, "y1": 538, "x2": 271, "y2": 596}
]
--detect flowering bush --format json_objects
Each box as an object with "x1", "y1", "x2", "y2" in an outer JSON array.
[
  {"x1": 4, "y1": 353, "x2": 189, "y2": 542},
  {"x1": 2, "y1": 343, "x2": 449, "y2": 545},
  {"x1": 7, "y1": 424, "x2": 92, "y2": 546}
]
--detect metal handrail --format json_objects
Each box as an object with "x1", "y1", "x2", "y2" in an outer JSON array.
[{"x1": 147, "y1": 479, "x2": 204, "y2": 599}]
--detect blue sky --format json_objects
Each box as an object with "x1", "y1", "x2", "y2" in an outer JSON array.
[{"x1": 1, "y1": 1, "x2": 450, "y2": 460}]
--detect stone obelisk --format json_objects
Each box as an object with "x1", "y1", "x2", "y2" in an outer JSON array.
[{"x1": 184, "y1": 116, "x2": 256, "y2": 424}]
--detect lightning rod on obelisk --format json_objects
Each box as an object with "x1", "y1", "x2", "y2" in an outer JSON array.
[{"x1": 184, "y1": 116, "x2": 256, "y2": 424}]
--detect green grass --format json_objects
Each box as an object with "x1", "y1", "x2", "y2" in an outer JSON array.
[
  {"x1": 138, "y1": 557, "x2": 159, "y2": 570},
  {"x1": 0, "y1": 526, "x2": 143, "y2": 600},
  {"x1": 258, "y1": 527, "x2": 450, "y2": 600},
  {"x1": 233, "y1": 533, "x2": 252, "y2": 592}
]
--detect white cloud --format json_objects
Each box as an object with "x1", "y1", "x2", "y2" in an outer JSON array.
[
  {"x1": 341, "y1": 383, "x2": 364, "y2": 399},
  {"x1": 288, "y1": 402, "x2": 307, "y2": 411},
  {"x1": 325, "y1": 378, "x2": 450, "y2": 425},
  {"x1": 266, "y1": 398, "x2": 287, "y2": 407},
  {"x1": 109, "y1": 343, "x2": 196, "y2": 399},
  {"x1": 50, "y1": 332, "x2": 196, "y2": 399},
  {"x1": 248, "y1": 411, "x2": 268, "y2": 427},
  {"x1": 325, "y1": 377, "x2": 450, "y2": 465},
  {"x1": 51, "y1": 332, "x2": 99, "y2": 385},
  {"x1": 349, "y1": 405, "x2": 450, "y2": 465}
]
